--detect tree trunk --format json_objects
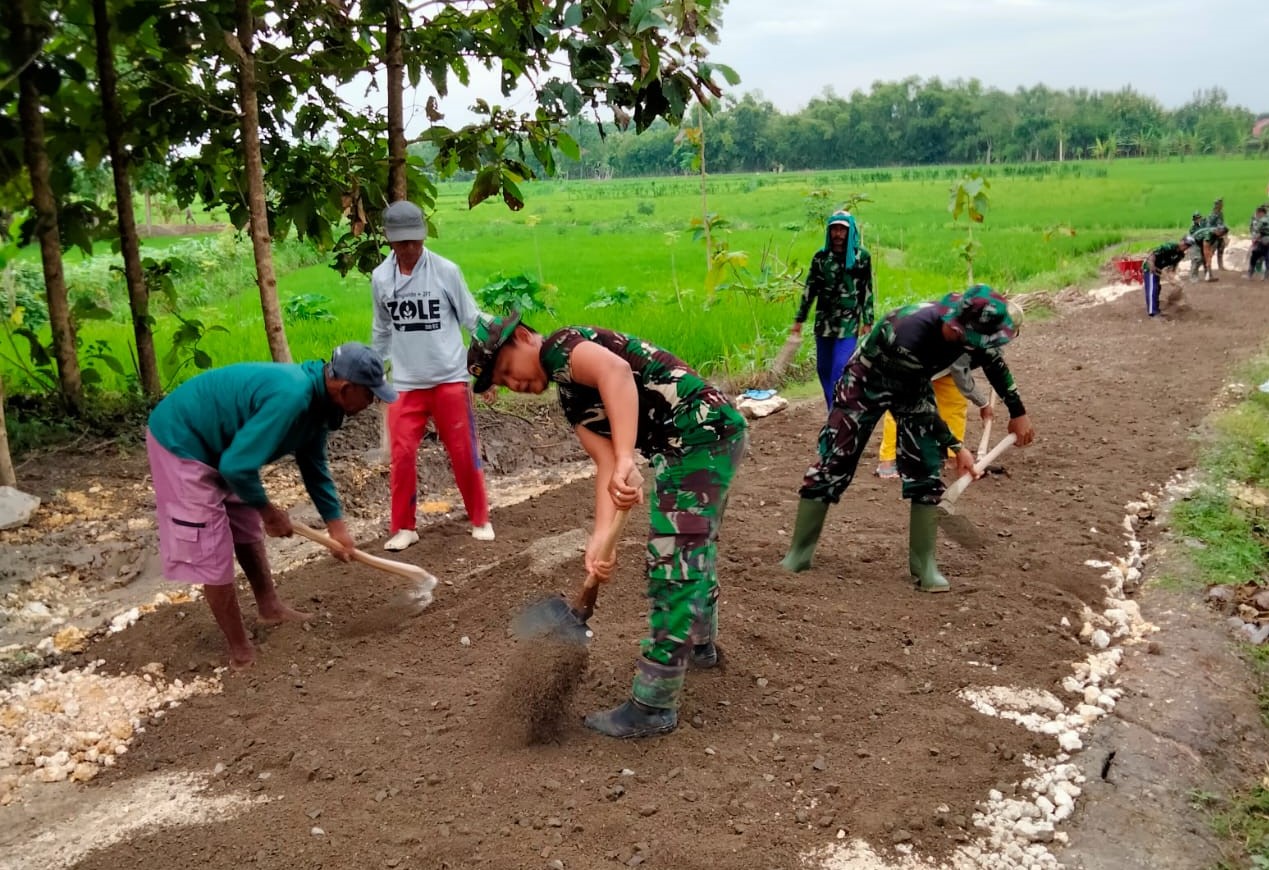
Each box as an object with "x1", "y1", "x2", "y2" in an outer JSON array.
[
  {"x1": 234, "y1": 0, "x2": 291, "y2": 362},
  {"x1": 92, "y1": 0, "x2": 162, "y2": 399},
  {"x1": 0, "y1": 375, "x2": 15, "y2": 487},
  {"x1": 9, "y1": 0, "x2": 83, "y2": 412},
  {"x1": 385, "y1": 0, "x2": 407, "y2": 202},
  {"x1": 144, "y1": 191, "x2": 152, "y2": 234},
  {"x1": 698, "y1": 103, "x2": 710, "y2": 280}
]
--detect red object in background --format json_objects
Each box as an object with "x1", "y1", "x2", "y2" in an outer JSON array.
[{"x1": 1113, "y1": 256, "x2": 1145, "y2": 285}]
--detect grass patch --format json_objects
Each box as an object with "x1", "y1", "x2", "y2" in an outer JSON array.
[
  {"x1": 1171, "y1": 355, "x2": 1269, "y2": 589},
  {"x1": 1212, "y1": 781, "x2": 1269, "y2": 870},
  {"x1": 1167, "y1": 352, "x2": 1269, "y2": 869}
]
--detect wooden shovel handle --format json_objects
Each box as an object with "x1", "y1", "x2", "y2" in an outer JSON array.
[
  {"x1": 292, "y1": 521, "x2": 436, "y2": 585},
  {"x1": 942, "y1": 433, "x2": 1017, "y2": 507},
  {"x1": 572, "y1": 509, "x2": 632, "y2": 616},
  {"x1": 976, "y1": 396, "x2": 995, "y2": 461}
]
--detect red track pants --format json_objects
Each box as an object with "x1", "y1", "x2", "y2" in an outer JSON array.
[{"x1": 388, "y1": 382, "x2": 489, "y2": 533}]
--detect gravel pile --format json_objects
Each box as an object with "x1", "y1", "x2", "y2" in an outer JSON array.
[{"x1": 0, "y1": 660, "x2": 221, "y2": 805}]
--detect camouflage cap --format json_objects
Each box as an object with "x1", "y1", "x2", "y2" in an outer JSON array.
[
  {"x1": 937, "y1": 284, "x2": 1017, "y2": 350},
  {"x1": 467, "y1": 311, "x2": 522, "y2": 393}
]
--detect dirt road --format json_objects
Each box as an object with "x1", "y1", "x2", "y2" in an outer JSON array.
[{"x1": 3, "y1": 274, "x2": 1268, "y2": 869}]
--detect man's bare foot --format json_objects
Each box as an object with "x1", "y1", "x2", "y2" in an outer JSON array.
[
  {"x1": 228, "y1": 645, "x2": 256, "y2": 671},
  {"x1": 257, "y1": 600, "x2": 313, "y2": 626}
]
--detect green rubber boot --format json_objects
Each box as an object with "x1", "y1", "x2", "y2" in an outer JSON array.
[
  {"x1": 908, "y1": 503, "x2": 950, "y2": 593},
  {"x1": 781, "y1": 498, "x2": 830, "y2": 572},
  {"x1": 584, "y1": 657, "x2": 683, "y2": 739}
]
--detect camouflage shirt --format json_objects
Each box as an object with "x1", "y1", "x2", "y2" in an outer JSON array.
[
  {"x1": 1146, "y1": 242, "x2": 1187, "y2": 274},
  {"x1": 540, "y1": 327, "x2": 746, "y2": 458},
  {"x1": 1206, "y1": 208, "x2": 1227, "y2": 231},
  {"x1": 857, "y1": 302, "x2": 1026, "y2": 418},
  {"x1": 795, "y1": 248, "x2": 875, "y2": 339}
]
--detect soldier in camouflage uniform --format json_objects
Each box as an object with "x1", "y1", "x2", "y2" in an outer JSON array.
[
  {"x1": 1143, "y1": 238, "x2": 1193, "y2": 316},
  {"x1": 789, "y1": 211, "x2": 874, "y2": 410},
  {"x1": 1249, "y1": 206, "x2": 1269, "y2": 279},
  {"x1": 1207, "y1": 198, "x2": 1229, "y2": 272},
  {"x1": 468, "y1": 314, "x2": 748, "y2": 739},
  {"x1": 1187, "y1": 212, "x2": 1206, "y2": 281},
  {"x1": 781, "y1": 285, "x2": 1035, "y2": 591}
]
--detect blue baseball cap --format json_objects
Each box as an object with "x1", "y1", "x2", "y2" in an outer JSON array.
[{"x1": 330, "y1": 343, "x2": 397, "y2": 402}]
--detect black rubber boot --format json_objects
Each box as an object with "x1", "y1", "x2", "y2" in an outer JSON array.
[
  {"x1": 909, "y1": 503, "x2": 950, "y2": 593},
  {"x1": 584, "y1": 657, "x2": 683, "y2": 739},
  {"x1": 690, "y1": 641, "x2": 722, "y2": 669},
  {"x1": 781, "y1": 498, "x2": 830, "y2": 572},
  {"x1": 583, "y1": 698, "x2": 678, "y2": 738}
]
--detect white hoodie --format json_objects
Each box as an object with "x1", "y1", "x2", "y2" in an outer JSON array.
[{"x1": 370, "y1": 248, "x2": 481, "y2": 391}]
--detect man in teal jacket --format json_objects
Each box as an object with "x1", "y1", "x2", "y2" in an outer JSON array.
[{"x1": 146, "y1": 343, "x2": 396, "y2": 669}]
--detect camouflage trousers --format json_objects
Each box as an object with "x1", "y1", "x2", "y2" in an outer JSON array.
[
  {"x1": 799, "y1": 361, "x2": 958, "y2": 507},
  {"x1": 642, "y1": 429, "x2": 748, "y2": 667}
]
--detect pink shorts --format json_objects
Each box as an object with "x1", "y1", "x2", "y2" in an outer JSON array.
[{"x1": 146, "y1": 429, "x2": 263, "y2": 586}]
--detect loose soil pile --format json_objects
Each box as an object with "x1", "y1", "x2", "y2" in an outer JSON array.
[{"x1": 3, "y1": 273, "x2": 1269, "y2": 869}]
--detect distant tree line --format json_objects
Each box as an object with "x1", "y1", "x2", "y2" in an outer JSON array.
[{"x1": 551, "y1": 78, "x2": 1264, "y2": 178}]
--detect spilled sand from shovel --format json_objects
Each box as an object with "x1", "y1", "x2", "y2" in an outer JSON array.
[{"x1": 492, "y1": 639, "x2": 590, "y2": 746}]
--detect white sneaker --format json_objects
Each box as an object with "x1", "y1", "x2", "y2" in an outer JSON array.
[
  {"x1": 471, "y1": 523, "x2": 495, "y2": 541},
  {"x1": 384, "y1": 529, "x2": 419, "y2": 551}
]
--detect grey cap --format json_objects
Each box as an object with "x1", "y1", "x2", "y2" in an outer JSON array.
[
  {"x1": 330, "y1": 342, "x2": 397, "y2": 403},
  {"x1": 383, "y1": 201, "x2": 427, "y2": 243}
]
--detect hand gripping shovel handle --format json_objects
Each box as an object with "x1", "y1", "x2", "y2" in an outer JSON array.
[
  {"x1": 292, "y1": 521, "x2": 438, "y2": 586},
  {"x1": 942, "y1": 433, "x2": 1017, "y2": 509},
  {"x1": 571, "y1": 509, "x2": 632, "y2": 621}
]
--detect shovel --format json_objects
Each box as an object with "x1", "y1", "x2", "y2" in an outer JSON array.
[
  {"x1": 937, "y1": 433, "x2": 1017, "y2": 549},
  {"x1": 291, "y1": 521, "x2": 438, "y2": 609},
  {"x1": 769, "y1": 333, "x2": 802, "y2": 382},
  {"x1": 509, "y1": 508, "x2": 632, "y2": 646}
]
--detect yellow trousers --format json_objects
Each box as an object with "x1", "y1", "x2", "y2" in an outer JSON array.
[{"x1": 878, "y1": 375, "x2": 969, "y2": 462}]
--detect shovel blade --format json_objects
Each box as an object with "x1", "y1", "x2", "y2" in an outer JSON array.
[
  {"x1": 937, "y1": 506, "x2": 986, "y2": 550},
  {"x1": 510, "y1": 593, "x2": 593, "y2": 645}
]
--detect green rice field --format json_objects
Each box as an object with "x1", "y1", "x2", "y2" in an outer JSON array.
[{"x1": 3, "y1": 156, "x2": 1266, "y2": 394}]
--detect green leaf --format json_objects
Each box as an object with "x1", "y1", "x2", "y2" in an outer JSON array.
[
  {"x1": 501, "y1": 172, "x2": 525, "y2": 211},
  {"x1": 556, "y1": 130, "x2": 580, "y2": 162},
  {"x1": 14, "y1": 328, "x2": 52, "y2": 367},
  {"x1": 73, "y1": 299, "x2": 114, "y2": 321},
  {"x1": 705, "y1": 62, "x2": 741, "y2": 86},
  {"x1": 96, "y1": 353, "x2": 125, "y2": 375},
  {"x1": 468, "y1": 166, "x2": 501, "y2": 208},
  {"x1": 563, "y1": 3, "x2": 583, "y2": 27},
  {"x1": 194, "y1": 349, "x2": 213, "y2": 369}
]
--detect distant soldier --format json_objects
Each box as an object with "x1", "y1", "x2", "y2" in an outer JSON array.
[
  {"x1": 1206, "y1": 198, "x2": 1229, "y2": 271},
  {"x1": 1143, "y1": 238, "x2": 1192, "y2": 317},
  {"x1": 1187, "y1": 211, "x2": 1206, "y2": 281},
  {"x1": 1188, "y1": 224, "x2": 1222, "y2": 282},
  {"x1": 1249, "y1": 206, "x2": 1269, "y2": 280}
]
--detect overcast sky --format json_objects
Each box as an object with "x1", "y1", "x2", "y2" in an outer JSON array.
[
  {"x1": 376, "y1": 0, "x2": 1263, "y2": 134},
  {"x1": 708, "y1": 0, "x2": 1262, "y2": 113}
]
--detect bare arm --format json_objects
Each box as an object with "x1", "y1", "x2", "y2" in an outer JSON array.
[{"x1": 566, "y1": 340, "x2": 641, "y2": 508}]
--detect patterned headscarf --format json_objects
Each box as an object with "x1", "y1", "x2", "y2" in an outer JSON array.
[
  {"x1": 936, "y1": 285, "x2": 1017, "y2": 349},
  {"x1": 823, "y1": 211, "x2": 860, "y2": 269},
  {"x1": 467, "y1": 311, "x2": 523, "y2": 393}
]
